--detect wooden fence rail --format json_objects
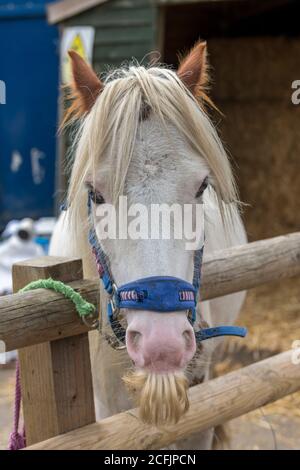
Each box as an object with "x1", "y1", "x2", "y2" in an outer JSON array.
[
  {"x1": 1, "y1": 232, "x2": 300, "y2": 448},
  {"x1": 1, "y1": 232, "x2": 300, "y2": 352},
  {"x1": 26, "y1": 349, "x2": 300, "y2": 450}
]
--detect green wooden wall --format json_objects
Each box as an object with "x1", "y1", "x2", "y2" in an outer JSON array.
[
  {"x1": 64, "y1": 0, "x2": 159, "y2": 72},
  {"x1": 57, "y1": 0, "x2": 160, "y2": 200}
]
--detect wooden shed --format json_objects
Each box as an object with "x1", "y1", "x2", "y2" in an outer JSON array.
[
  {"x1": 48, "y1": 0, "x2": 300, "y2": 240},
  {"x1": 48, "y1": 0, "x2": 162, "y2": 71}
]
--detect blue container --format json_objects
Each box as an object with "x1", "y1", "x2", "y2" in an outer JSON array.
[{"x1": 0, "y1": 1, "x2": 58, "y2": 230}]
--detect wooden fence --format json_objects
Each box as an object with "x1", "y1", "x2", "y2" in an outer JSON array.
[{"x1": 1, "y1": 232, "x2": 300, "y2": 449}]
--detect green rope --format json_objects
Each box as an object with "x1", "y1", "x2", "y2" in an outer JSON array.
[{"x1": 20, "y1": 278, "x2": 96, "y2": 319}]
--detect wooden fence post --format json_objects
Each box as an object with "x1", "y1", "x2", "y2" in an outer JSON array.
[{"x1": 13, "y1": 256, "x2": 95, "y2": 446}]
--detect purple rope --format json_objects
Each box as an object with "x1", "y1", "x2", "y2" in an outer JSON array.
[{"x1": 8, "y1": 360, "x2": 26, "y2": 450}]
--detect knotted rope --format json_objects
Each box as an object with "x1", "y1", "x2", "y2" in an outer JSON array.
[{"x1": 8, "y1": 360, "x2": 25, "y2": 450}]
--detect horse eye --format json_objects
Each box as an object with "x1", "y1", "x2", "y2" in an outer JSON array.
[
  {"x1": 87, "y1": 187, "x2": 105, "y2": 205},
  {"x1": 90, "y1": 190, "x2": 105, "y2": 205},
  {"x1": 195, "y1": 177, "x2": 209, "y2": 198}
]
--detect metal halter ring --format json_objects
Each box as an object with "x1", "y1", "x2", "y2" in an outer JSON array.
[
  {"x1": 82, "y1": 313, "x2": 99, "y2": 329},
  {"x1": 104, "y1": 332, "x2": 127, "y2": 351},
  {"x1": 109, "y1": 283, "x2": 120, "y2": 321}
]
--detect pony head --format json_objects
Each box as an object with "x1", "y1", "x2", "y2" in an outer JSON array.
[{"x1": 65, "y1": 43, "x2": 237, "y2": 425}]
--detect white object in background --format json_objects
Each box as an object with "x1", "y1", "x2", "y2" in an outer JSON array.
[
  {"x1": 3, "y1": 217, "x2": 57, "y2": 239},
  {"x1": 0, "y1": 218, "x2": 44, "y2": 363},
  {"x1": 0, "y1": 218, "x2": 44, "y2": 295},
  {"x1": 35, "y1": 217, "x2": 57, "y2": 236},
  {"x1": 2, "y1": 219, "x2": 20, "y2": 239}
]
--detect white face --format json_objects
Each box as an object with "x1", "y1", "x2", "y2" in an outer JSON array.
[{"x1": 88, "y1": 115, "x2": 210, "y2": 373}]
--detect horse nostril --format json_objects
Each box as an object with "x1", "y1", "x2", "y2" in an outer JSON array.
[
  {"x1": 183, "y1": 329, "x2": 194, "y2": 349},
  {"x1": 127, "y1": 330, "x2": 141, "y2": 347}
]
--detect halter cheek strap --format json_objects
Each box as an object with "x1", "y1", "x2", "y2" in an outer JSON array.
[{"x1": 87, "y1": 194, "x2": 247, "y2": 348}]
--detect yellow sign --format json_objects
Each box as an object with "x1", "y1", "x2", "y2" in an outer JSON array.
[
  {"x1": 70, "y1": 33, "x2": 87, "y2": 57},
  {"x1": 61, "y1": 27, "x2": 95, "y2": 84}
]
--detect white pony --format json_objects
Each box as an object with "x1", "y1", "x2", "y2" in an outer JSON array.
[{"x1": 50, "y1": 42, "x2": 247, "y2": 449}]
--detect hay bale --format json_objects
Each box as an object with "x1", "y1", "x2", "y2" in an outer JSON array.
[
  {"x1": 218, "y1": 101, "x2": 300, "y2": 241},
  {"x1": 208, "y1": 37, "x2": 300, "y2": 240},
  {"x1": 209, "y1": 37, "x2": 300, "y2": 102}
]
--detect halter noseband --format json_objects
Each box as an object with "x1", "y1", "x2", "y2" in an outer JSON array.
[{"x1": 87, "y1": 193, "x2": 247, "y2": 349}]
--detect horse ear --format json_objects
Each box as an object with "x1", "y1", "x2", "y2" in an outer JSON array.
[
  {"x1": 64, "y1": 50, "x2": 103, "y2": 122},
  {"x1": 177, "y1": 41, "x2": 209, "y2": 97}
]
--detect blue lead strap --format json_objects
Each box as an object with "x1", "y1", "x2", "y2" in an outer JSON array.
[
  {"x1": 195, "y1": 326, "x2": 247, "y2": 342},
  {"x1": 190, "y1": 242, "x2": 247, "y2": 341}
]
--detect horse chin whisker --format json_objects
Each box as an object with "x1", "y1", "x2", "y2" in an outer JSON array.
[{"x1": 123, "y1": 369, "x2": 189, "y2": 427}]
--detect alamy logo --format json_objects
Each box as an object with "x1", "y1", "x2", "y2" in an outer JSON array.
[
  {"x1": 291, "y1": 340, "x2": 300, "y2": 365},
  {"x1": 291, "y1": 80, "x2": 300, "y2": 105},
  {"x1": 0, "y1": 80, "x2": 6, "y2": 104},
  {"x1": 94, "y1": 196, "x2": 205, "y2": 251}
]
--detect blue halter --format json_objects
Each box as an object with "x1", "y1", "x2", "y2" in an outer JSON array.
[{"x1": 87, "y1": 193, "x2": 247, "y2": 348}]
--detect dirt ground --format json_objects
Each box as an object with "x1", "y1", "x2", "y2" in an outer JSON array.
[
  {"x1": 214, "y1": 276, "x2": 300, "y2": 450},
  {"x1": 0, "y1": 364, "x2": 16, "y2": 450},
  {"x1": 0, "y1": 277, "x2": 299, "y2": 450}
]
